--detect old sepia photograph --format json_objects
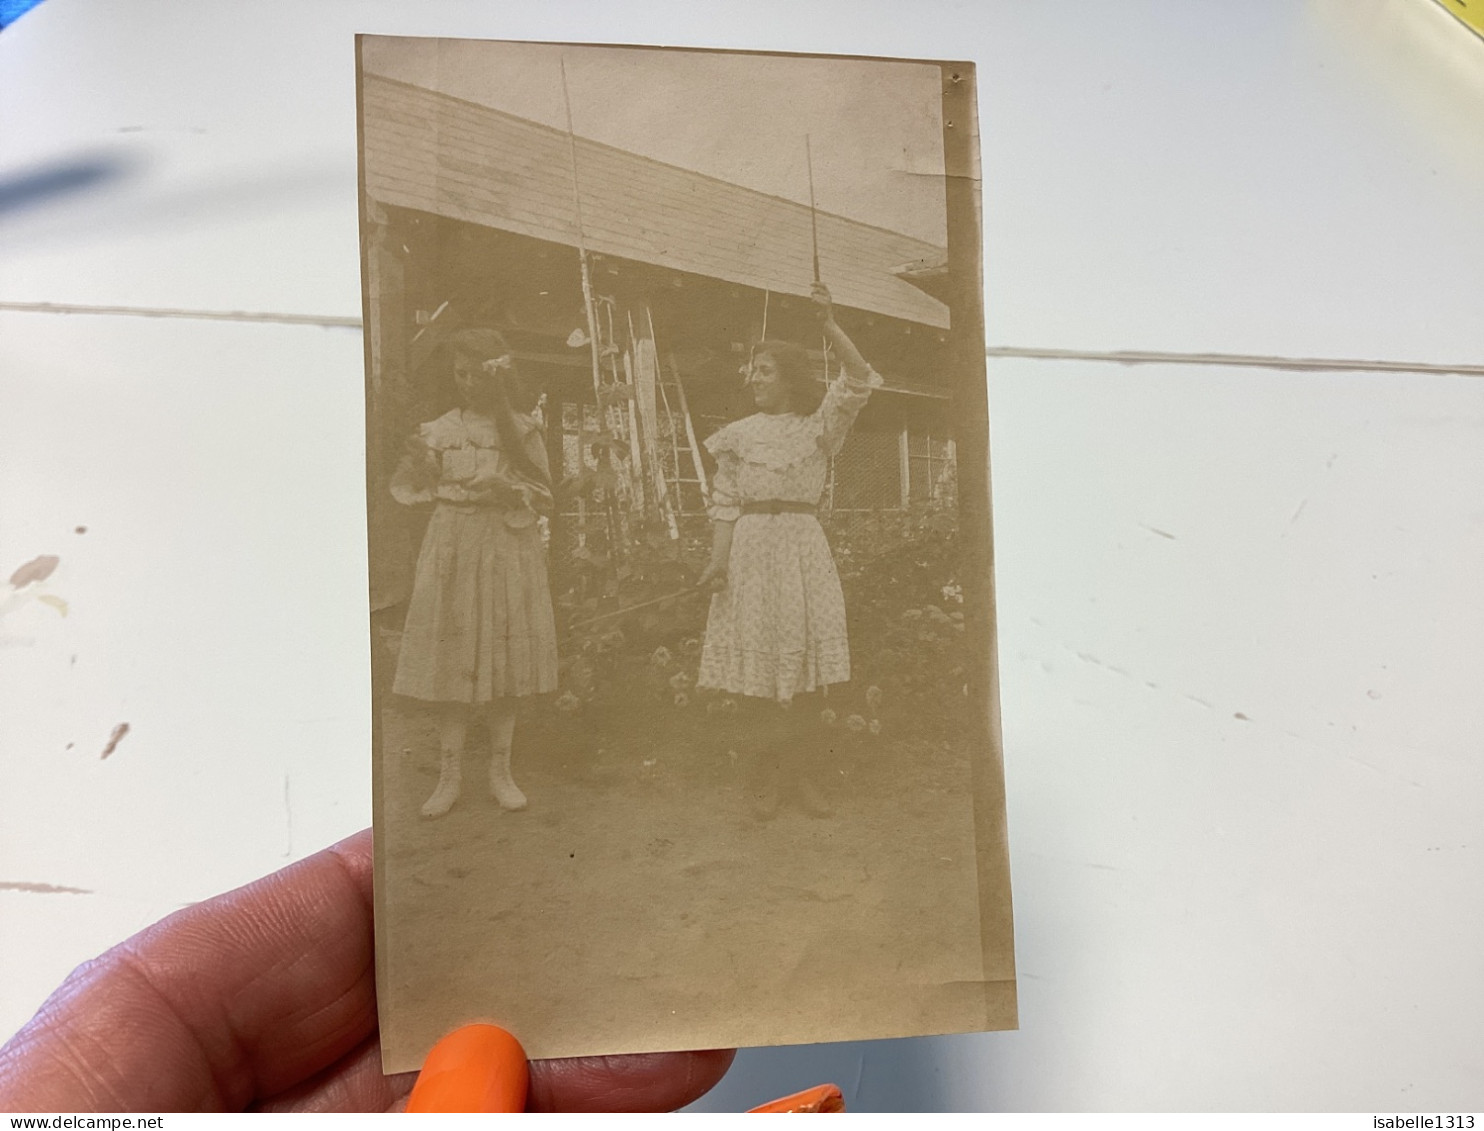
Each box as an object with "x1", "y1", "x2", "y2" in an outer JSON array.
[{"x1": 357, "y1": 36, "x2": 1014, "y2": 1070}]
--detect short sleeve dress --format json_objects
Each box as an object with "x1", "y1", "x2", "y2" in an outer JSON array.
[
  {"x1": 390, "y1": 407, "x2": 560, "y2": 704},
  {"x1": 696, "y1": 366, "x2": 883, "y2": 704}
]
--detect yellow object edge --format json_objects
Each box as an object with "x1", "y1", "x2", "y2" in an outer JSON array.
[{"x1": 1433, "y1": 0, "x2": 1484, "y2": 36}]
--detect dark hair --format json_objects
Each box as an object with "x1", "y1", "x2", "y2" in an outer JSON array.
[
  {"x1": 755, "y1": 339, "x2": 824, "y2": 415},
  {"x1": 447, "y1": 329, "x2": 540, "y2": 412},
  {"x1": 446, "y1": 328, "x2": 549, "y2": 489}
]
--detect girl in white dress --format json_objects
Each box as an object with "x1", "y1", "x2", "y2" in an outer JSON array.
[
  {"x1": 390, "y1": 329, "x2": 559, "y2": 818},
  {"x1": 695, "y1": 283, "x2": 881, "y2": 816}
]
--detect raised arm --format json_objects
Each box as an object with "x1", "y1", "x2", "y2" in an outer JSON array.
[
  {"x1": 810, "y1": 283, "x2": 883, "y2": 456},
  {"x1": 811, "y1": 282, "x2": 870, "y2": 382}
]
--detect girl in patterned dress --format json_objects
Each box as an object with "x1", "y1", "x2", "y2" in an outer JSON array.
[
  {"x1": 695, "y1": 283, "x2": 881, "y2": 817},
  {"x1": 390, "y1": 329, "x2": 559, "y2": 818}
]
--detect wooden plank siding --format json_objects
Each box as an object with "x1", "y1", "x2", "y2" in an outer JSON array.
[{"x1": 362, "y1": 74, "x2": 949, "y2": 329}]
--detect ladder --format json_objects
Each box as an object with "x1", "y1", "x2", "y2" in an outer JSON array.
[
  {"x1": 656, "y1": 356, "x2": 709, "y2": 518},
  {"x1": 624, "y1": 309, "x2": 679, "y2": 539},
  {"x1": 593, "y1": 296, "x2": 645, "y2": 514},
  {"x1": 583, "y1": 300, "x2": 708, "y2": 538},
  {"x1": 644, "y1": 306, "x2": 709, "y2": 520}
]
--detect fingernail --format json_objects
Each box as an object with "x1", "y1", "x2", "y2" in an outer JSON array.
[
  {"x1": 747, "y1": 1083, "x2": 845, "y2": 1112},
  {"x1": 406, "y1": 1023, "x2": 529, "y2": 1113}
]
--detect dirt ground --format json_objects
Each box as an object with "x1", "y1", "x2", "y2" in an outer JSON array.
[{"x1": 375, "y1": 699, "x2": 989, "y2": 1067}]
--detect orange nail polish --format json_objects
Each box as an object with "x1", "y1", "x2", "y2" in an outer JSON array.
[
  {"x1": 406, "y1": 1024, "x2": 530, "y2": 1113},
  {"x1": 747, "y1": 1083, "x2": 845, "y2": 1113}
]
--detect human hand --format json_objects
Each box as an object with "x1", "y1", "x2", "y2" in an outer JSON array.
[
  {"x1": 695, "y1": 561, "x2": 729, "y2": 593},
  {"x1": 402, "y1": 434, "x2": 439, "y2": 484},
  {"x1": 809, "y1": 281, "x2": 835, "y2": 326},
  {"x1": 467, "y1": 469, "x2": 523, "y2": 509},
  {"x1": 0, "y1": 830, "x2": 734, "y2": 1113}
]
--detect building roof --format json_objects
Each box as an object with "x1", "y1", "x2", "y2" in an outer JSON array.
[{"x1": 361, "y1": 74, "x2": 950, "y2": 329}]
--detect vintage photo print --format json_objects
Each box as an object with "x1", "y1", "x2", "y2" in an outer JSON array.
[{"x1": 357, "y1": 36, "x2": 1014, "y2": 1070}]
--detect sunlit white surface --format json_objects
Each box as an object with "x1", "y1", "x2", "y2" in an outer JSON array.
[{"x1": 2, "y1": 0, "x2": 1482, "y2": 1112}]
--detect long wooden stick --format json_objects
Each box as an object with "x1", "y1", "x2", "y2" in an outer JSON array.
[
  {"x1": 560, "y1": 58, "x2": 604, "y2": 406},
  {"x1": 564, "y1": 587, "x2": 699, "y2": 634},
  {"x1": 747, "y1": 288, "x2": 770, "y2": 384},
  {"x1": 806, "y1": 134, "x2": 820, "y2": 283}
]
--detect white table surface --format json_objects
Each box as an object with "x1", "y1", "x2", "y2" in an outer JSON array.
[{"x1": 2, "y1": 0, "x2": 1481, "y2": 1112}]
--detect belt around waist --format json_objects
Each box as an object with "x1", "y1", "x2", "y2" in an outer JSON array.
[
  {"x1": 435, "y1": 500, "x2": 535, "y2": 526},
  {"x1": 740, "y1": 500, "x2": 817, "y2": 516},
  {"x1": 436, "y1": 500, "x2": 506, "y2": 513}
]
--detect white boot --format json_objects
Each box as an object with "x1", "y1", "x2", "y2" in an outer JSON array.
[
  {"x1": 489, "y1": 744, "x2": 528, "y2": 811},
  {"x1": 421, "y1": 747, "x2": 462, "y2": 818}
]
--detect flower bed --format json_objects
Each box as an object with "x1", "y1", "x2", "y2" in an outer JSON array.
[{"x1": 522, "y1": 504, "x2": 974, "y2": 772}]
